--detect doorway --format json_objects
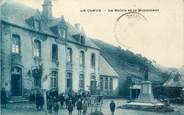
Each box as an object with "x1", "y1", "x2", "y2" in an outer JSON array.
[
  {"x1": 90, "y1": 75, "x2": 96, "y2": 94},
  {"x1": 11, "y1": 67, "x2": 22, "y2": 96}
]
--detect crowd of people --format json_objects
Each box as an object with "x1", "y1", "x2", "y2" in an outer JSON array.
[
  {"x1": 31, "y1": 88, "x2": 98, "y2": 115},
  {"x1": 1, "y1": 88, "x2": 116, "y2": 115}
]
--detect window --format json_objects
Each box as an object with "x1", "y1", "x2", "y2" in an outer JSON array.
[
  {"x1": 80, "y1": 36, "x2": 85, "y2": 44},
  {"x1": 67, "y1": 48, "x2": 72, "y2": 64},
  {"x1": 66, "y1": 72, "x2": 72, "y2": 89},
  {"x1": 59, "y1": 29, "x2": 66, "y2": 39},
  {"x1": 100, "y1": 77, "x2": 103, "y2": 90},
  {"x1": 110, "y1": 78, "x2": 113, "y2": 91},
  {"x1": 79, "y1": 74, "x2": 84, "y2": 90},
  {"x1": 52, "y1": 44, "x2": 58, "y2": 61},
  {"x1": 33, "y1": 40, "x2": 41, "y2": 57},
  {"x1": 105, "y1": 77, "x2": 108, "y2": 89},
  {"x1": 79, "y1": 51, "x2": 85, "y2": 66},
  {"x1": 51, "y1": 71, "x2": 58, "y2": 88},
  {"x1": 34, "y1": 20, "x2": 41, "y2": 31},
  {"x1": 12, "y1": 35, "x2": 21, "y2": 54},
  {"x1": 91, "y1": 53, "x2": 96, "y2": 68}
]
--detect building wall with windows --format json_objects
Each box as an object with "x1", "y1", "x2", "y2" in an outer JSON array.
[
  {"x1": 1, "y1": 21, "x2": 100, "y2": 96},
  {"x1": 0, "y1": 0, "x2": 115, "y2": 97},
  {"x1": 65, "y1": 42, "x2": 100, "y2": 93},
  {"x1": 1, "y1": 24, "x2": 67, "y2": 96}
]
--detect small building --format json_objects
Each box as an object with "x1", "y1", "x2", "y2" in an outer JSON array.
[
  {"x1": 163, "y1": 72, "x2": 184, "y2": 98},
  {"x1": 98, "y1": 55, "x2": 119, "y2": 97}
]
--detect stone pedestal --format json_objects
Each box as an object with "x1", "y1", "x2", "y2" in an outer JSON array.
[
  {"x1": 137, "y1": 81, "x2": 155, "y2": 103},
  {"x1": 121, "y1": 80, "x2": 174, "y2": 112}
]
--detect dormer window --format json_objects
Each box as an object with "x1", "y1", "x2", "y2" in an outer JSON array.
[
  {"x1": 59, "y1": 29, "x2": 66, "y2": 39},
  {"x1": 34, "y1": 20, "x2": 41, "y2": 31}
]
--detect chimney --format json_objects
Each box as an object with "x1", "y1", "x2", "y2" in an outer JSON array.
[{"x1": 42, "y1": 0, "x2": 52, "y2": 20}]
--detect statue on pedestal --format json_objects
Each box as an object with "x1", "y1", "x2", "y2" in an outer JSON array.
[{"x1": 144, "y1": 66, "x2": 149, "y2": 81}]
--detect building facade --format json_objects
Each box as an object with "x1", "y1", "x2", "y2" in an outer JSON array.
[
  {"x1": 99, "y1": 55, "x2": 119, "y2": 97},
  {"x1": 0, "y1": 0, "x2": 118, "y2": 97}
]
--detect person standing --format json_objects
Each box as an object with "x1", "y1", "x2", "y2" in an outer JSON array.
[
  {"x1": 53, "y1": 102, "x2": 59, "y2": 115},
  {"x1": 87, "y1": 96, "x2": 91, "y2": 107},
  {"x1": 47, "y1": 99, "x2": 53, "y2": 113},
  {"x1": 109, "y1": 100, "x2": 116, "y2": 115},
  {"x1": 35, "y1": 91, "x2": 40, "y2": 111},
  {"x1": 59, "y1": 93, "x2": 65, "y2": 109},
  {"x1": 39, "y1": 93, "x2": 44, "y2": 110},
  {"x1": 1, "y1": 88, "x2": 7, "y2": 108},
  {"x1": 82, "y1": 100, "x2": 88, "y2": 115},
  {"x1": 65, "y1": 96, "x2": 69, "y2": 109},
  {"x1": 35, "y1": 91, "x2": 44, "y2": 111},
  {"x1": 72, "y1": 95, "x2": 77, "y2": 107},
  {"x1": 76, "y1": 98, "x2": 82, "y2": 115},
  {"x1": 67, "y1": 100, "x2": 73, "y2": 115}
]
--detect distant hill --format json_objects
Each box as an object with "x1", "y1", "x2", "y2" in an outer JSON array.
[
  {"x1": 179, "y1": 65, "x2": 184, "y2": 75},
  {"x1": 92, "y1": 39, "x2": 170, "y2": 97}
]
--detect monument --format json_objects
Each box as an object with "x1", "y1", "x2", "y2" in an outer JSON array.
[
  {"x1": 121, "y1": 66, "x2": 174, "y2": 112},
  {"x1": 136, "y1": 66, "x2": 155, "y2": 103}
]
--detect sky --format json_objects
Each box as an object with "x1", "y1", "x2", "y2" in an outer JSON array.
[{"x1": 1, "y1": 0, "x2": 184, "y2": 68}]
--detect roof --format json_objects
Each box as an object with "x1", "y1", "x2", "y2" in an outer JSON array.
[
  {"x1": 49, "y1": 18, "x2": 99, "y2": 49},
  {"x1": 163, "y1": 72, "x2": 184, "y2": 87},
  {"x1": 1, "y1": 2, "x2": 54, "y2": 35},
  {"x1": 0, "y1": 1, "x2": 99, "y2": 49},
  {"x1": 99, "y1": 55, "x2": 119, "y2": 77}
]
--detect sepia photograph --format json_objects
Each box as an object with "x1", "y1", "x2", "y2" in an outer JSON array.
[{"x1": 0, "y1": 0, "x2": 184, "y2": 115}]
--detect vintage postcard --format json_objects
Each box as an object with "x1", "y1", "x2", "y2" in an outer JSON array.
[{"x1": 0, "y1": 0, "x2": 184, "y2": 115}]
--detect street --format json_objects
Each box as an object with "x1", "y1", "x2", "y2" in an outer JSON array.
[{"x1": 1, "y1": 99, "x2": 183, "y2": 115}]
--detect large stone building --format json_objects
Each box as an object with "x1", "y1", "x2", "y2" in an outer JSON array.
[{"x1": 0, "y1": 0, "x2": 118, "y2": 97}]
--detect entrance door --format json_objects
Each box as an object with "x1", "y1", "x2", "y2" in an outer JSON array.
[
  {"x1": 11, "y1": 74, "x2": 22, "y2": 96},
  {"x1": 11, "y1": 67, "x2": 22, "y2": 96},
  {"x1": 90, "y1": 80, "x2": 97, "y2": 94},
  {"x1": 131, "y1": 89, "x2": 140, "y2": 99},
  {"x1": 90, "y1": 75, "x2": 97, "y2": 94}
]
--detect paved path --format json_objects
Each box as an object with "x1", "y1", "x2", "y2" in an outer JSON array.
[{"x1": 1, "y1": 99, "x2": 183, "y2": 115}]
